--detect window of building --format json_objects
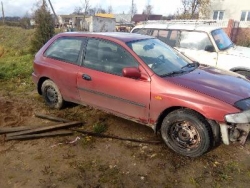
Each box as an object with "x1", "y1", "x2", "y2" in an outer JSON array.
[
  {"x1": 240, "y1": 11, "x2": 250, "y2": 21},
  {"x1": 213, "y1": 10, "x2": 224, "y2": 20}
]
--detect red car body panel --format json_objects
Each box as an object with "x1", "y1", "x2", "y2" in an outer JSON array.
[
  {"x1": 76, "y1": 65, "x2": 151, "y2": 123},
  {"x1": 33, "y1": 32, "x2": 248, "y2": 130}
]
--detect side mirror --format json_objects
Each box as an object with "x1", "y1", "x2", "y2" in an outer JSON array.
[
  {"x1": 122, "y1": 67, "x2": 141, "y2": 79},
  {"x1": 205, "y1": 45, "x2": 215, "y2": 52}
]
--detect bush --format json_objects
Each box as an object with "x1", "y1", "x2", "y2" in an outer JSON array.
[{"x1": 30, "y1": 1, "x2": 55, "y2": 54}]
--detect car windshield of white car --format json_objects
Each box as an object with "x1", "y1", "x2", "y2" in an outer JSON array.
[{"x1": 127, "y1": 38, "x2": 196, "y2": 77}]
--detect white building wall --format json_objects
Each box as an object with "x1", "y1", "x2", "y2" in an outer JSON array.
[{"x1": 209, "y1": 0, "x2": 250, "y2": 21}]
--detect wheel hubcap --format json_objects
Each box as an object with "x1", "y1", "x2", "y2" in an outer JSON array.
[
  {"x1": 170, "y1": 122, "x2": 200, "y2": 149},
  {"x1": 46, "y1": 86, "x2": 58, "y2": 104}
]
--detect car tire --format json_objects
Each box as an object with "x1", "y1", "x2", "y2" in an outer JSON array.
[
  {"x1": 41, "y1": 80, "x2": 64, "y2": 109},
  {"x1": 161, "y1": 109, "x2": 212, "y2": 157}
]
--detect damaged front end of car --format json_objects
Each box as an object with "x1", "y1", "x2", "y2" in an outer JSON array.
[{"x1": 220, "y1": 98, "x2": 250, "y2": 145}]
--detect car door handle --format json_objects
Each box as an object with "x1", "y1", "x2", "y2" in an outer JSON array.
[{"x1": 82, "y1": 74, "x2": 91, "y2": 81}]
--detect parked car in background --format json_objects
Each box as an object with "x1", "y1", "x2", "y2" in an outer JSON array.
[
  {"x1": 131, "y1": 22, "x2": 250, "y2": 77},
  {"x1": 33, "y1": 32, "x2": 250, "y2": 157}
]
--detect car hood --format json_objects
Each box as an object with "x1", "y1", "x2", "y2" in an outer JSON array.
[
  {"x1": 165, "y1": 65, "x2": 250, "y2": 105},
  {"x1": 226, "y1": 45, "x2": 250, "y2": 59}
]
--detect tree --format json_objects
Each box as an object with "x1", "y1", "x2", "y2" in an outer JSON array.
[
  {"x1": 107, "y1": 5, "x2": 113, "y2": 14},
  {"x1": 143, "y1": 4, "x2": 153, "y2": 15},
  {"x1": 81, "y1": 0, "x2": 90, "y2": 19},
  {"x1": 130, "y1": 0, "x2": 137, "y2": 16},
  {"x1": 142, "y1": 3, "x2": 153, "y2": 21},
  {"x1": 73, "y1": 6, "x2": 83, "y2": 15},
  {"x1": 20, "y1": 12, "x2": 31, "y2": 29},
  {"x1": 30, "y1": 0, "x2": 54, "y2": 54},
  {"x1": 177, "y1": 0, "x2": 210, "y2": 19}
]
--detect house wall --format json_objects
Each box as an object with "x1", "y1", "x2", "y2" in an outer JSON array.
[{"x1": 209, "y1": 0, "x2": 250, "y2": 21}]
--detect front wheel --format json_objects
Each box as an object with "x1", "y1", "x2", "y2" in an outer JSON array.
[
  {"x1": 41, "y1": 80, "x2": 64, "y2": 109},
  {"x1": 161, "y1": 109, "x2": 212, "y2": 157}
]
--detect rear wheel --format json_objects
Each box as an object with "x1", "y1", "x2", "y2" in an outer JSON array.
[
  {"x1": 41, "y1": 80, "x2": 64, "y2": 109},
  {"x1": 161, "y1": 109, "x2": 212, "y2": 157}
]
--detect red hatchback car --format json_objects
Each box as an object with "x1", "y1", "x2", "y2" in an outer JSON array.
[{"x1": 32, "y1": 32, "x2": 250, "y2": 157}]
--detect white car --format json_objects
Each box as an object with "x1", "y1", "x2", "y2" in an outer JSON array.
[{"x1": 131, "y1": 22, "x2": 250, "y2": 77}]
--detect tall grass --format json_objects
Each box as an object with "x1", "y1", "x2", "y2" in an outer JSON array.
[{"x1": 0, "y1": 26, "x2": 35, "y2": 92}]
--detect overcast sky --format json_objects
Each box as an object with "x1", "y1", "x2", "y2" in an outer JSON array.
[{"x1": 1, "y1": 0, "x2": 182, "y2": 17}]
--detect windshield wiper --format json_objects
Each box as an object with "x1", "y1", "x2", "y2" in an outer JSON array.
[{"x1": 161, "y1": 70, "x2": 185, "y2": 77}]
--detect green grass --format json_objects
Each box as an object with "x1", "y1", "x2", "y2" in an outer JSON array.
[
  {"x1": 0, "y1": 26, "x2": 35, "y2": 93},
  {"x1": 93, "y1": 122, "x2": 107, "y2": 134}
]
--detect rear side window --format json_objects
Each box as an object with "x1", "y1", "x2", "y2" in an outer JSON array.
[
  {"x1": 84, "y1": 39, "x2": 138, "y2": 76},
  {"x1": 151, "y1": 29, "x2": 178, "y2": 47},
  {"x1": 179, "y1": 31, "x2": 213, "y2": 50},
  {"x1": 44, "y1": 37, "x2": 83, "y2": 65},
  {"x1": 131, "y1": 28, "x2": 150, "y2": 35}
]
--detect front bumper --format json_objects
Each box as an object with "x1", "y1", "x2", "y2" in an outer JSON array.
[
  {"x1": 219, "y1": 123, "x2": 250, "y2": 145},
  {"x1": 220, "y1": 109, "x2": 250, "y2": 145}
]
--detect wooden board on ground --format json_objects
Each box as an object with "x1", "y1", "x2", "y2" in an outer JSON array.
[
  {"x1": 0, "y1": 125, "x2": 44, "y2": 134},
  {"x1": 5, "y1": 130, "x2": 73, "y2": 141},
  {"x1": 6, "y1": 121, "x2": 82, "y2": 138}
]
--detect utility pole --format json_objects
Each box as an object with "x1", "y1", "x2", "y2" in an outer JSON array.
[
  {"x1": 131, "y1": 0, "x2": 134, "y2": 20},
  {"x1": 1, "y1": 1, "x2": 5, "y2": 24},
  {"x1": 47, "y1": 0, "x2": 58, "y2": 23}
]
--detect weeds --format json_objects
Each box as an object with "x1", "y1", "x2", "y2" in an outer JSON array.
[{"x1": 93, "y1": 122, "x2": 107, "y2": 134}]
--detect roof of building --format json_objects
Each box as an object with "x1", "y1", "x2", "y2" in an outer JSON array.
[
  {"x1": 132, "y1": 14, "x2": 162, "y2": 22},
  {"x1": 114, "y1": 14, "x2": 132, "y2": 23}
]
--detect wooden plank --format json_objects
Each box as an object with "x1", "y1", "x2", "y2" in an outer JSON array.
[
  {"x1": 5, "y1": 130, "x2": 73, "y2": 141},
  {"x1": 72, "y1": 129, "x2": 162, "y2": 144},
  {"x1": 0, "y1": 125, "x2": 43, "y2": 134},
  {"x1": 34, "y1": 113, "x2": 71, "y2": 123},
  {"x1": 6, "y1": 121, "x2": 82, "y2": 137}
]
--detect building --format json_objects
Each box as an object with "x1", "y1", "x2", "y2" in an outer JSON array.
[
  {"x1": 208, "y1": 0, "x2": 250, "y2": 21},
  {"x1": 132, "y1": 14, "x2": 162, "y2": 24}
]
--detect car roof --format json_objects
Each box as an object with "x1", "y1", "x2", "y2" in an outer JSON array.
[
  {"x1": 56, "y1": 32, "x2": 154, "y2": 43},
  {"x1": 132, "y1": 23, "x2": 221, "y2": 33}
]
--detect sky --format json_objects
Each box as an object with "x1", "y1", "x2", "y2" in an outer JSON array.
[{"x1": 1, "y1": 0, "x2": 182, "y2": 17}]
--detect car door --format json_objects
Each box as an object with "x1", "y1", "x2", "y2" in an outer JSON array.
[
  {"x1": 42, "y1": 36, "x2": 85, "y2": 103},
  {"x1": 176, "y1": 31, "x2": 218, "y2": 66},
  {"x1": 76, "y1": 38, "x2": 151, "y2": 123}
]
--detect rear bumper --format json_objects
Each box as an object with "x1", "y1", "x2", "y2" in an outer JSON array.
[{"x1": 32, "y1": 72, "x2": 38, "y2": 84}]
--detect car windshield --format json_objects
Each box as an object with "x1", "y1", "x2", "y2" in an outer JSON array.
[
  {"x1": 126, "y1": 38, "x2": 197, "y2": 77},
  {"x1": 211, "y1": 29, "x2": 234, "y2": 50}
]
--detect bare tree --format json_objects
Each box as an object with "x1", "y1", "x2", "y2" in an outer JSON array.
[
  {"x1": 81, "y1": 0, "x2": 91, "y2": 19},
  {"x1": 96, "y1": 5, "x2": 106, "y2": 14},
  {"x1": 73, "y1": 6, "x2": 83, "y2": 15},
  {"x1": 107, "y1": 5, "x2": 113, "y2": 14},
  {"x1": 143, "y1": 2, "x2": 153, "y2": 21},
  {"x1": 130, "y1": 0, "x2": 137, "y2": 17},
  {"x1": 177, "y1": 0, "x2": 210, "y2": 19}
]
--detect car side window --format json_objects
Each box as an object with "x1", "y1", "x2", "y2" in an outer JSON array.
[
  {"x1": 151, "y1": 29, "x2": 159, "y2": 37},
  {"x1": 178, "y1": 31, "x2": 213, "y2": 50},
  {"x1": 166, "y1": 30, "x2": 178, "y2": 47},
  {"x1": 84, "y1": 38, "x2": 138, "y2": 76},
  {"x1": 131, "y1": 28, "x2": 150, "y2": 35},
  {"x1": 44, "y1": 37, "x2": 83, "y2": 65}
]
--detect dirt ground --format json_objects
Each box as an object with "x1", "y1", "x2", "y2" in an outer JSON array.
[{"x1": 0, "y1": 87, "x2": 250, "y2": 188}]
